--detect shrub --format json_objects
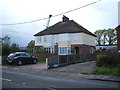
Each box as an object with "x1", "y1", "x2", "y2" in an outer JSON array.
[
  {"x1": 96, "y1": 51, "x2": 120, "y2": 67},
  {"x1": 2, "y1": 44, "x2": 11, "y2": 56},
  {"x1": 35, "y1": 48, "x2": 48, "y2": 54},
  {"x1": 96, "y1": 54, "x2": 110, "y2": 66}
]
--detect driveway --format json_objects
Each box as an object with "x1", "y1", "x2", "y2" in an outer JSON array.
[
  {"x1": 17, "y1": 61, "x2": 96, "y2": 74},
  {"x1": 3, "y1": 61, "x2": 96, "y2": 73},
  {"x1": 17, "y1": 63, "x2": 46, "y2": 70},
  {"x1": 16, "y1": 61, "x2": 95, "y2": 74},
  {"x1": 49, "y1": 61, "x2": 96, "y2": 74}
]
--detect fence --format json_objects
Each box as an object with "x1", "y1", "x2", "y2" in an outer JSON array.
[
  {"x1": 33, "y1": 53, "x2": 55, "y2": 61},
  {"x1": 47, "y1": 54, "x2": 95, "y2": 69},
  {"x1": 2, "y1": 55, "x2": 8, "y2": 65},
  {"x1": 0, "y1": 56, "x2": 1, "y2": 65}
]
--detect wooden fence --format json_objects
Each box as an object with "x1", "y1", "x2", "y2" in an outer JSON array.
[{"x1": 47, "y1": 54, "x2": 95, "y2": 69}]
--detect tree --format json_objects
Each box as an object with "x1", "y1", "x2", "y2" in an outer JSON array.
[
  {"x1": 2, "y1": 43, "x2": 10, "y2": 56},
  {"x1": 94, "y1": 30, "x2": 105, "y2": 45},
  {"x1": 10, "y1": 43, "x2": 20, "y2": 53},
  {"x1": 94, "y1": 29, "x2": 117, "y2": 45},
  {"x1": 27, "y1": 40, "x2": 35, "y2": 49},
  {"x1": 105, "y1": 29, "x2": 117, "y2": 45},
  {"x1": 35, "y1": 48, "x2": 48, "y2": 54},
  {"x1": 27, "y1": 40, "x2": 35, "y2": 53}
]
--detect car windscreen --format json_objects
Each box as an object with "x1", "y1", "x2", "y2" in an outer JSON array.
[{"x1": 8, "y1": 53, "x2": 16, "y2": 57}]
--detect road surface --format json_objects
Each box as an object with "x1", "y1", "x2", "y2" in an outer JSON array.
[{"x1": 2, "y1": 65, "x2": 119, "y2": 89}]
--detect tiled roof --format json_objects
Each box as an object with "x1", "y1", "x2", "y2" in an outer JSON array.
[{"x1": 34, "y1": 16, "x2": 96, "y2": 37}]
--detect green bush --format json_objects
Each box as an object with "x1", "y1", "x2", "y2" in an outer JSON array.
[
  {"x1": 94, "y1": 51, "x2": 120, "y2": 76},
  {"x1": 96, "y1": 54, "x2": 109, "y2": 66},
  {"x1": 2, "y1": 43, "x2": 21, "y2": 56},
  {"x1": 2, "y1": 44, "x2": 11, "y2": 56},
  {"x1": 96, "y1": 53, "x2": 120, "y2": 67},
  {"x1": 35, "y1": 48, "x2": 48, "y2": 54}
]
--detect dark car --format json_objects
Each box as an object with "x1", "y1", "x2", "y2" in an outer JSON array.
[{"x1": 7, "y1": 52, "x2": 37, "y2": 66}]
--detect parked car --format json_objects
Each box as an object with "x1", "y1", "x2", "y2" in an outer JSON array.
[{"x1": 7, "y1": 52, "x2": 37, "y2": 66}]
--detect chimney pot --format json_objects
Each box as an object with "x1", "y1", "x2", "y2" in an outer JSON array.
[{"x1": 62, "y1": 15, "x2": 69, "y2": 22}]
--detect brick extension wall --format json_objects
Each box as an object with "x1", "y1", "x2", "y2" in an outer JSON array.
[{"x1": 71, "y1": 44, "x2": 96, "y2": 54}]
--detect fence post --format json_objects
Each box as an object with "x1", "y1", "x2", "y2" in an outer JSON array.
[
  {"x1": 74, "y1": 54, "x2": 75, "y2": 63},
  {"x1": 67, "y1": 55, "x2": 68, "y2": 64},
  {"x1": 46, "y1": 58, "x2": 48, "y2": 70},
  {"x1": 0, "y1": 56, "x2": 1, "y2": 65},
  {"x1": 58, "y1": 55, "x2": 59, "y2": 66}
]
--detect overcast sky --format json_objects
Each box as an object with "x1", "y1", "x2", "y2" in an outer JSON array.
[{"x1": 0, "y1": 0, "x2": 119, "y2": 47}]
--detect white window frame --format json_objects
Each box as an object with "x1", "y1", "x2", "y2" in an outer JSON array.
[
  {"x1": 59, "y1": 33, "x2": 70, "y2": 41},
  {"x1": 58, "y1": 47, "x2": 71, "y2": 55}
]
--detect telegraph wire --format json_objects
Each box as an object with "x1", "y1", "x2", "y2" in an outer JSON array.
[{"x1": 0, "y1": 0, "x2": 102, "y2": 25}]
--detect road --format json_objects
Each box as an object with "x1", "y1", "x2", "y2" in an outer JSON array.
[{"x1": 2, "y1": 65, "x2": 119, "y2": 89}]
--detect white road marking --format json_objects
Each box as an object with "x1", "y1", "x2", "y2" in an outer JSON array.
[
  {"x1": 13, "y1": 68, "x2": 18, "y2": 69},
  {"x1": 0, "y1": 78, "x2": 12, "y2": 82}
]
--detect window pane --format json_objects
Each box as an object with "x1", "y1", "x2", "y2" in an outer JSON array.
[{"x1": 59, "y1": 34, "x2": 70, "y2": 41}]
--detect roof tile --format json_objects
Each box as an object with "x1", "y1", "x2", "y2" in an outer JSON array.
[{"x1": 34, "y1": 18, "x2": 96, "y2": 37}]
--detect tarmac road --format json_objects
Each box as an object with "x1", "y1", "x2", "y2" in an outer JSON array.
[{"x1": 2, "y1": 65, "x2": 119, "y2": 89}]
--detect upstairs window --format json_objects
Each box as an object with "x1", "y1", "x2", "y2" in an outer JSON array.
[
  {"x1": 59, "y1": 33, "x2": 70, "y2": 41},
  {"x1": 36, "y1": 36, "x2": 42, "y2": 43},
  {"x1": 46, "y1": 35, "x2": 54, "y2": 42},
  {"x1": 44, "y1": 35, "x2": 54, "y2": 42}
]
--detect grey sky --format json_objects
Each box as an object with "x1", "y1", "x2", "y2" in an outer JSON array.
[{"x1": 0, "y1": 0, "x2": 119, "y2": 47}]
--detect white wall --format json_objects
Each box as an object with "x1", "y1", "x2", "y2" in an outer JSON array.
[
  {"x1": 82, "y1": 33, "x2": 96, "y2": 46},
  {"x1": 35, "y1": 33, "x2": 96, "y2": 47}
]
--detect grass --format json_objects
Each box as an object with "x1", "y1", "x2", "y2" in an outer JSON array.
[
  {"x1": 80, "y1": 72, "x2": 90, "y2": 74},
  {"x1": 92, "y1": 65, "x2": 120, "y2": 76},
  {"x1": 37, "y1": 61, "x2": 46, "y2": 63}
]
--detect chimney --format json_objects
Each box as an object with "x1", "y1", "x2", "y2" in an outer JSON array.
[{"x1": 62, "y1": 15, "x2": 69, "y2": 22}]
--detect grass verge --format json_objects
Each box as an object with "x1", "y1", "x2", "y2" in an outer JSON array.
[
  {"x1": 37, "y1": 61, "x2": 46, "y2": 63},
  {"x1": 92, "y1": 65, "x2": 120, "y2": 76}
]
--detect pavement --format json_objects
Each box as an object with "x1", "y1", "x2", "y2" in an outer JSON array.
[{"x1": 14, "y1": 61, "x2": 120, "y2": 82}]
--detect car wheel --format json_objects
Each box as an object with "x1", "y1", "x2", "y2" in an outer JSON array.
[
  {"x1": 33, "y1": 60, "x2": 37, "y2": 64},
  {"x1": 17, "y1": 60, "x2": 22, "y2": 66}
]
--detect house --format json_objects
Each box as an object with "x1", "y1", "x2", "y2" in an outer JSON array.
[
  {"x1": 115, "y1": 25, "x2": 120, "y2": 53},
  {"x1": 34, "y1": 15, "x2": 96, "y2": 55}
]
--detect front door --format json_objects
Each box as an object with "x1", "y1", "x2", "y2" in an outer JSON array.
[{"x1": 74, "y1": 47, "x2": 79, "y2": 54}]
